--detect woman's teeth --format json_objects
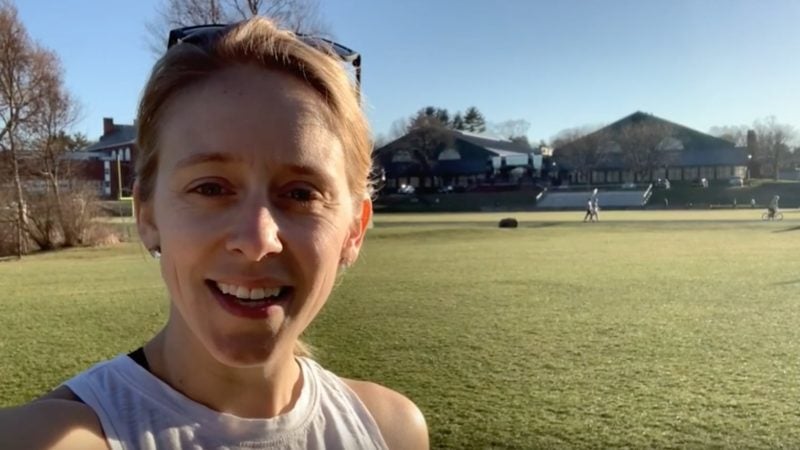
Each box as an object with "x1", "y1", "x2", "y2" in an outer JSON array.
[{"x1": 216, "y1": 282, "x2": 282, "y2": 300}]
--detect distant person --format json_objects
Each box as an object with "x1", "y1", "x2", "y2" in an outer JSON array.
[
  {"x1": 751, "y1": 198, "x2": 756, "y2": 208},
  {"x1": 584, "y1": 198, "x2": 593, "y2": 222},
  {"x1": 768, "y1": 195, "x2": 781, "y2": 219},
  {"x1": 664, "y1": 198, "x2": 669, "y2": 208},
  {"x1": 591, "y1": 197, "x2": 600, "y2": 222},
  {"x1": 733, "y1": 198, "x2": 737, "y2": 208},
  {"x1": 0, "y1": 18, "x2": 427, "y2": 450}
]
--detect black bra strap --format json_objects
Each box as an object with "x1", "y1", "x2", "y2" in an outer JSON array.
[{"x1": 127, "y1": 346, "x2": 151, "y2": 372}]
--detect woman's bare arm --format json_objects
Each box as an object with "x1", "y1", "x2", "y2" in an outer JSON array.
[
  {"x1": 0, "y1": 396, "x2": 108, "y2": 450},
  {"x1": 344, "y1": 378, "x2": 429, "y2": 450}
]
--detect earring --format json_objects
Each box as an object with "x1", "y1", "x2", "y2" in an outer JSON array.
[{"x1": 150, "y1": 246, "x2": 161, "y2": 259}]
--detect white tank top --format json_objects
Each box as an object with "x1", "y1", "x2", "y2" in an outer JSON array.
[{"x1": 64, "y1": 354, "x2": 388, "y2": 450}]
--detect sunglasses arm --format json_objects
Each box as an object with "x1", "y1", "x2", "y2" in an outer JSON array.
[{"x1": 353, "y1": 55, "x2": 362, "y2": 102}]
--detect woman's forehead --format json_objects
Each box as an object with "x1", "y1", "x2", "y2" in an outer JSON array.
[
  {"x1": 158, "y1": 66, "x2": 343, "y2": 168},
  {"x1": 164, "y1": 65, "x2": 332, "y2": 131}
]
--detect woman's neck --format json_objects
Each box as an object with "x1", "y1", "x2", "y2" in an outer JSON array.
[{"x1": 143, "y1": 323, "x2": 303, "y2": 419}]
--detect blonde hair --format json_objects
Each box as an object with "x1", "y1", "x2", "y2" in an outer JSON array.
[
  {"x1": 135, "y1": 17, "x2": 373, "y2": 357},
  {"x1": 136, "y1": 17, "x2": 373, "y2": 202}
]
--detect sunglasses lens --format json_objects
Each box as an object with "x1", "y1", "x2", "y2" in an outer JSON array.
[
  {"x1": 168, "y1": 25, "x2": 227, "y2": 49},
  {"x1": 166, "y1": 24, "x2": 360, "y2": 93}
]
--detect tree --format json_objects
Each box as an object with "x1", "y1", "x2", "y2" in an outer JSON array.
[
  {"x1": 616, "y1": 122, "x2": 674, "y2": 182},
  {"x1": 0, "y1": 0, "x2": 60, "y2": 257},
  {"x1": 451, "y1": 112, "x2": 465, "y2": 131},
  {"x1": 373, "y1": 133, "x2": 389, "y2": 149},
  {"x1": 551, "y1": 127, "x2": 610, "y2": 184},
  {"x1": 752, "y1": 116, "x2": 797, "y2": 180},
  {"x1": 433, "y1": 108, "x2": 449, "y2": 126},
  {"x1": 397, "y1": 108, "x2": 454, "y2": 187},
  {"x1": 462, "y1": 106, "x2": 486, "y2": 133},
  {"x1": 388, "y1": 117, "x2": 409, "y2": 141},
  {"x1": 146, "y1": 0, "x2": 330, "y2": 55},
  {"x1": 709, "y1": 124, "x2": 748, "y2": 147},
  {"x1": 492, "y1": 119, "x2": 531, "y2": 146},
  {"x1": 63, "y1": 131, "x2": 91, "y2": 151},
  {"x1": 1, "y1": 1, "x2": 87, "y2": 256},
  {"x1": 509, "y1": 135, "x2": 531, "y2": 148},
  {"x1": 408, "y1": 106, "x2": 449, "y2": 131},
  {"x1": 27, "y1": 57, "x2": 83, "y2": 247},
  {"x1": 405, "y1": 110, "x2": 452, "y2": 156}
]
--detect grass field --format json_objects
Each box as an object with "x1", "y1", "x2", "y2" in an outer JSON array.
[{"x1": 2, "y1": 210, "x2": 800, "y2": 448}]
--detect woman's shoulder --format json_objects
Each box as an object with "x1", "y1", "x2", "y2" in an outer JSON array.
[
  {"x1": 0, "y1": 387, "x2": 108, "y2": 450},
  {"x1": 341, "y1": 378, "x2": 429, "y2": 450}
]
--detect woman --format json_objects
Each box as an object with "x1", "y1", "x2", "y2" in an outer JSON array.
[{"x1": 0, "y1": 18, "x2": 428, "y2": 450}]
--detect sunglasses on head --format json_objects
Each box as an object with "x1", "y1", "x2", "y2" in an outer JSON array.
[{"x1": 167, "y1": 23, "x2": 362, "y2": 96}]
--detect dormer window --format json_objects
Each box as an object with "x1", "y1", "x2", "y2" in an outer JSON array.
[{"x1": 438, "y1": 148, "x2": 461, "y2": 160}]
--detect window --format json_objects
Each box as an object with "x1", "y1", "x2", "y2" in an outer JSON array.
[
  {"x1": 438, "y1": 148, "x2": 461, "y2": 160},
  {"x1": 391, "y1": 150, "x2": 414, "y2": 163}
]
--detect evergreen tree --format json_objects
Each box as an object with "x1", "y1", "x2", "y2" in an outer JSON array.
[
  {"x1": 463, "y1": 106, "x2": 486, "y2": 132},
  {"x1": 451, "y1": 112, "x2": 465, "y2": 130},
  {"x1": 434, "y1": 108, "x2": 450, "y2": 126}
]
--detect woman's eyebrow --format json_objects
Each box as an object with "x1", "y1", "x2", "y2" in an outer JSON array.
[
  {"x1": 174, "y1": 155, "x2": 336, "y2": 182},
  {"x1": 285, "y1": 164, "x2": 335, "y2": 184},
  {"x1": 174, "y1": 152, "x2": 243, "y2": 170}
]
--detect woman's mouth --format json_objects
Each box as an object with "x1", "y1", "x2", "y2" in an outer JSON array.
[{"x1": 206, "y1": 280, "x2": 292, "y2": 319}]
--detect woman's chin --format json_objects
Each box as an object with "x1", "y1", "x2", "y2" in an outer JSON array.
[{"x1": 208, "y1": 332, "x2": 292, "y2": 368}]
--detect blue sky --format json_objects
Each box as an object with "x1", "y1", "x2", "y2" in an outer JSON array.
[{"x1": 14, "y1": 0, "x2": 800, "y2": 143}]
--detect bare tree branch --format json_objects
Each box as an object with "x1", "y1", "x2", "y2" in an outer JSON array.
[
  {"x1": 709, "y1": 124, "x2": 749, "y2": 147},
  {"x1": 146, "y1": 0, "x2": 331, "y2": 56},
  {"x1": 0, "y1": 1, "x2": 82, "y2": 255},
  {"x1": 616, "y1": 122, "x2": 674, "y2": 182},
  {"x1": 752, "y1": 116, "x2": 797, "y2": 180},
  {"x1": 551, "y1": 127, "x2": 611, "y2": 183}
]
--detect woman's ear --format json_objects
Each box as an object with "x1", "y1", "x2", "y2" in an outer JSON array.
[
  {"x1": 341, "y1": 198, "x2": 373, "y2": 265},
  {"x1": 133, "y1": 181, "x2": 159, "y2": 251}
]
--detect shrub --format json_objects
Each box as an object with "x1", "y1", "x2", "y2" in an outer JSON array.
[
  {"x1": 59, "y1": 183, "x2": 101, "y2": 247},
  {"x1": 498, "y1": 217, "x2": 518, "y2": 228}
]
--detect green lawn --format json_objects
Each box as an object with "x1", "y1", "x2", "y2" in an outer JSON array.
[{"x1": 2, "y1": 211, "x2": 800, "y2": 448}]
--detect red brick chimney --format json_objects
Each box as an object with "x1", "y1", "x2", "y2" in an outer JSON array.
[
  {"x1": 103, "y1": 117, "x2": 114, "y2": 136},
  {"x1": 746, "y1": 129, "x2": 757, "y2": 151}
]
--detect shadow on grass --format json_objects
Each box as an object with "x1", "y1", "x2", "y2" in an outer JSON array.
[
  {"x1": 772, "y1": 279, "x2": 800, "y2": 286},
  {"x1": 522, "y1": 222, "x2": 568, "y2": 228},
  {"x1": 374, "y1": 221, "x2": 495, "y2": 228},
  {"x1": 375, "y1": 221, "x2": 572, "y2": 229},
  {"x1": 772, "y1": 225, "x2": 800, "y2": 233}
]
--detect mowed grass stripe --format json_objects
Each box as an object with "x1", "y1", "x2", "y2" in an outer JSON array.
[{"x1": 1, "y1": 211, "x2": 799, "y2": 448}]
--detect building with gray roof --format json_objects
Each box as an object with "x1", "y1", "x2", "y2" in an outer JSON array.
[
  {"x1": 73, "y1": 117, "x2": 137, "y2": 198},
  {"x1": 553, "y1": 111, "x2": 750, "y2": 185},
  {"x1": 374, "y1": 128, "x2": 542, "y2": 193}
]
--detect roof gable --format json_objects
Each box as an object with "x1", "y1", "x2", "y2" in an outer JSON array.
[
  {"x1": 557, "y1": 111, "x2": 735, "y2": 154},
  {"x1": 82, "y1": 124, "x2": 136, "y2": 152},
  {"x1": 602, "y1": 111, "x2": 735, "y2": 151},
  {"x1": 375, "y1": 127, "x2": 536, "y2": 161}
]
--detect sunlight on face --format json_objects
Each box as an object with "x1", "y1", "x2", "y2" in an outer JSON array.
[{"x1": 149, "y1": 65, "x2": 358, "y2": 366}]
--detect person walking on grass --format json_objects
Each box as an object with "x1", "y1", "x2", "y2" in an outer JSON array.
[
  {"x1": 0, "y1": 17, "x2": 427, "y2": 450},
  {"x1": 591, "y1": 197, "x2": 600, "y2": 222},
  {"x1": 584, "y1": 198, "x2": 594, "y2": 222}
]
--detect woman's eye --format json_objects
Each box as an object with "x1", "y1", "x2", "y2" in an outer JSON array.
[
  {"x1": 190, "y1": 182, "x2": 231, "y2": 197},
  {"x1": 287, "y1": 188, "x2": 315, "y2": 202}
]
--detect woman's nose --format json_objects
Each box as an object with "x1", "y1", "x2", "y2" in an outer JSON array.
[{"x1": 226, "y1": 202, "x2": 283, "y2": 261}]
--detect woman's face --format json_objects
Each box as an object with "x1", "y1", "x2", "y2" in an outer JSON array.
[{"x1": 137, "y1": 65, "x2": 369, "y2": 367}]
